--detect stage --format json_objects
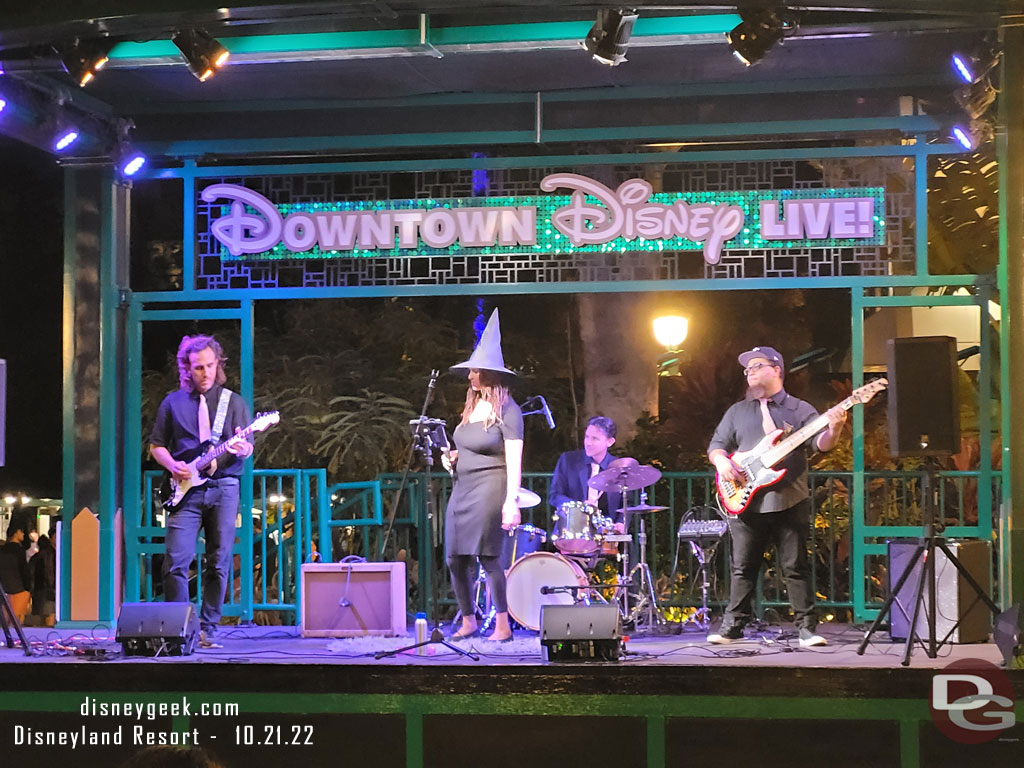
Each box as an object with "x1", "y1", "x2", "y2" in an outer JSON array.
[{"x1": 2, "y1": 622, "x2": 1022, "y2": 768}]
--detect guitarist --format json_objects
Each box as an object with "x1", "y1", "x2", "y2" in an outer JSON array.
[
  {"x1": 707, "y1": 346, "x2": 845, "y2": 648},
  {"x1": 149, "y1": 334, "x2": 253, "y2": 648}
]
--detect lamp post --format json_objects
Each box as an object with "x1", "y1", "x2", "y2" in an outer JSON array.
[{"x1": 653, "y1": 315, "x2": 688, "y2": 376}]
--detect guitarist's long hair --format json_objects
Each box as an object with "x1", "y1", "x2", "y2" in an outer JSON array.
[
  {"x1": 177, "y1": 334, "x2": 228, "y2": 391},
  {"x1": 459, "y1": 369, "x2": 510, "y2": 430}
]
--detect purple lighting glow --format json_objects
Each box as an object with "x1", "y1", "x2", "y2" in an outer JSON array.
[
  {"x1": 121, "y1": 154, "x2": 146, "y2": 176},
  {"x1": 54, "y1": 130, "x2": 79, "y2": 151}
]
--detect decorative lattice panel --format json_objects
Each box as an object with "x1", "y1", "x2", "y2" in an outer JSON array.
[{"x1": 194, "y1": 158, "x2": 914, "y2": 290}]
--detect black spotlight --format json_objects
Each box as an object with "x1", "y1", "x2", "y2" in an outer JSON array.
[
  {"x1": 582, "y1": 9, "x2": 639, "y2": 66},
  {"x1": 59, "y1": 38, "x2": 112, "y2": 87},
  {"x1": 172, "y1": 28, "x2": 230, "y2": 82},
  {"x1": 727, "y1": 7, "x2": 797, "y2": 67}
]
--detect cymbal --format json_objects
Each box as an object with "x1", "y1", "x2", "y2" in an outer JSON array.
[
  {"x1": 607, "y1": 456, "x2": 639, "y2": 470},
  {"x1": 588, "y1": 463, "x2": 662, "y2": 493},
  {"x1": 516, "y1": 488, "x2": 541, "y2": 508},
  {"x1": 623, "y1": 504, "x2": 669, "y2": 513}
]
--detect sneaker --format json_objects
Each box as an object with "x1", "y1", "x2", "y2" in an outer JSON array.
[
  {"x1": 707, "y1": 625, "x2": 745, "y2": 644},
  {"x1": 798, "y1": 627, "x2": 827, "y2": 647}
]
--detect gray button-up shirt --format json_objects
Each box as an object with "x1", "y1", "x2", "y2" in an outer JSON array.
[{"x1": 708, "y1": 389, "x2": 821, "y2": 513}]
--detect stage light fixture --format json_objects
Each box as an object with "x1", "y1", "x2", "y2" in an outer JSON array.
[
  {"x1": 59, "y1": 39, "x2": 111, "y2": 87},
  {"x1": 951, "y1": 49, "x2": 999, "y2": 85},
  {"x1": 54, "y1": 128, "x2": 80, "y2": 151},
  {"x1": 581, "y1": 9, "x2": 639, "y2": 66},
  {"x1": 950, "y1": 119, "x2": 992, "y2": 151},
  {"x1": 727, "y1": 7, "x2": 797, "y2": 67},
  {"x1": 120, "y1": 151, "x2": 147, "y2": 177},
  {"x1": 172, "y1": 28, "x2": 230, "y2": 81},
  {"x1": 0, "y1": 98, "x2": 6, "y2": 113}
]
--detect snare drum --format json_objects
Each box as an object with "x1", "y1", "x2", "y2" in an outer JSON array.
[
  {"x1": 553, "y1": 501, "x2": 602, "y2": 555},
  {"x1": 505, "y1": 551, "x2": 588, "y2": 631},
  {"x1": 500, "y1": 523, "x2": 547, "y2": 572}
]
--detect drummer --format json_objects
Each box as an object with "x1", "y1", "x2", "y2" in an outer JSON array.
[{"x1": 548, "y1": 416, "x2": 631, "y2": 534}]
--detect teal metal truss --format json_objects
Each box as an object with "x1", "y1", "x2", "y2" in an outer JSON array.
[{"x1": 61, "y1": 109, "x2": 1007, "y2": 626}]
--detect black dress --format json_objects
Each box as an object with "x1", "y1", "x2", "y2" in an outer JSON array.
[{"x1": 445, "y1": 401, "x2": 524, "y2": 559}]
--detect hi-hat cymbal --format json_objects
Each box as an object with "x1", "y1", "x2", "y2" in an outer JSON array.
[
  {"x1": 623, "y1": 503, "x2": 669, "y2": 513},
  {"x1": 588, "y1": 463, "x2": 662, "y2": 493},
  {"x1": 516, "y1": 488, "x2": 541, "y2": 508}
]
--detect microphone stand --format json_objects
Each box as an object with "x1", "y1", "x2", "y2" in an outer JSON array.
[
  {"x1": 377, "y1": 372, "x2": 478, "y2": 661},
  {"x1": 379, "y1": 370, "x2": 438, "y2": 559}
]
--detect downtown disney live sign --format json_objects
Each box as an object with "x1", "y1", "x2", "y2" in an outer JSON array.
[{"x1": 202, "y1": 173, "x2": 885, "y2": 265}]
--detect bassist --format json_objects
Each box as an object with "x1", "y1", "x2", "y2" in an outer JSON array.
[
  {"x1": 149, "y1": 334, "x2": 253, "y2": 648},
  {"x1": 707, "y1": 346, "x2": 845, "y2": 647}
]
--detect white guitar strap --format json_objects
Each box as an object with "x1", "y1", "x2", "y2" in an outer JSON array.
[{"x1": 211, "y1": 388, "x2": 233, "y2": 444}]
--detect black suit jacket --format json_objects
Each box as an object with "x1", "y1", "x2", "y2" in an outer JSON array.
[{"x1": 548, "y1": 449, "x2": 630, "y2": 524}]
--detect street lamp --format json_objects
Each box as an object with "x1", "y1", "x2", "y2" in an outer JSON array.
[{"x1": 653, "y1": 315, "x2": 688, "y2": 375}]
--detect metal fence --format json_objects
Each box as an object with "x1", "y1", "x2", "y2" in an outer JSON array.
[{"x1": 130, "y1": 468, "x2": 999, "y2": 627}]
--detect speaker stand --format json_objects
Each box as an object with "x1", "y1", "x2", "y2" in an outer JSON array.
[
  {"x1": 856, "y1": 465, "x2": 1000, "y2": 665},
  {"x1": 0, "y1": 582, "x2": 32, "y2": 656}
]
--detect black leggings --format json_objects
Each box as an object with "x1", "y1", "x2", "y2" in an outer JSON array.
[{"x1": 448, "y1": 554, "x2": 508, "y2": 615}]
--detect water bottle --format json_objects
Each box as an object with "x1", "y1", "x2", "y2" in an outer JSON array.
[{"x1": 414, "y1": 612, "x2": 429, "y2": 654}]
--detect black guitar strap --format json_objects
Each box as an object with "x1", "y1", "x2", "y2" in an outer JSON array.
[{"x1": 210, "y1": 388, "x2": 232, "y2": 444}]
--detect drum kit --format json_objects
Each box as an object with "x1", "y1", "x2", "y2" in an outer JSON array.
[{"x1": 500, "y1": 459, "x2": 670, "y2": 633}]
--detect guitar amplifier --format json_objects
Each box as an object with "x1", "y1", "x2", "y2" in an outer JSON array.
[{"x1": 301, "y1": 561, "x2": 406, "y2": 637}]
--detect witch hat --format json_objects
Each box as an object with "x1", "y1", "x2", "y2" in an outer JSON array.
[{"x1": 450, "y1": 308, "x2": 516, "y2": 376}]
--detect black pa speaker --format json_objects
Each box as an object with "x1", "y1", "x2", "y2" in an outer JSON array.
[
  {"x1": 887, "y1": 540, "x2": 992, "y2": 643},
  {"x1": 540, "y1": 604, "x2": 622, "y2": 661},
  {"x1": 116, "y1": 602, "x2": 200, "y2": 656},
  {"x1": 0, "y1": 358, "x2": 6, "y2": 467},
  {"x1": 886, "y1": 336, "x2": 960, "y2": 457}
]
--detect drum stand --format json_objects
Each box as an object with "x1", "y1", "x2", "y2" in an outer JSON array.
[{"x1": 621, "y1": 516, "x2": 664, "y2": 632}]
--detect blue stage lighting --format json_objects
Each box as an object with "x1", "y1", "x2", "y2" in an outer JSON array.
[
  {"x1": 951, "y1": 125, "x2": 975, "y2": 151},
  {"x1": 0, "y1": 98, "x2": 6, "y2": 113},
  {"x1": 121, "y1": 153, "x2": 146, "y2": 176},
  {"x1": 54, "y1": 129, "x2": 79, "y2": 151},
  {"x1": 951, "y1": 53, "x2": 973, "y2": 83}
]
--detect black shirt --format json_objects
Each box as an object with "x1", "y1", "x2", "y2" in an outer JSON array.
[{"x1": 149, "y1": 384, "x2": 252, "y2": 478}]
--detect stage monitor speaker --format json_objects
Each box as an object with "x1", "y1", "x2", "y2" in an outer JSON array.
[
  {"x1": 0, "y1": 358, "x2": 6, "y2": 467},
  {"x1": 886, "y1": 336, "x2": 960, "y2": 457},
  {"x1": 300, "y1": 561, "x2": 406, "y2": 637},
  {"x1": 887, "y1": 539, "x2": 992, "y2": 643},
  {"x1": 116, "y1": 602, "x2": 200, "y2": 656},
  {"x1": 540, "y1": 604, "x2": 622, "y2": 661}
]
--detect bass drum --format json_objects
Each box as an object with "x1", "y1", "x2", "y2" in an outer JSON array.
[{"x1": 505, "y1": 551, "x2": 587, "y2": 632}]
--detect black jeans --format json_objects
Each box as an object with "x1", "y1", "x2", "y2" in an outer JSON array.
[{"x1": 722, "y1": 498, "x2": 816, "y2": 630}]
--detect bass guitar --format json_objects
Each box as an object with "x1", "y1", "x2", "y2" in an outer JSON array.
[
  {"x1": 715, "y1": 379, "x2": 887, "y2": 515},
  {"x1": 160, "y1": 411, "x2": 280, "y2": 512}
]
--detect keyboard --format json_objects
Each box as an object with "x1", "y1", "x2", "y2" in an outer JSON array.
[{"x1": 677, "y1": 519, "x2": 728, "y2": 540}]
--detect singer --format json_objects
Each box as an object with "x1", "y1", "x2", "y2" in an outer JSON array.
[{"x1": 443, "y1": 309, "x2": 523, "y2": 643}]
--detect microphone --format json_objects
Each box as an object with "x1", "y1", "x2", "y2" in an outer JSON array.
[
  {"x1": 538, "y1": 396, "x2": 556, "y2": 430},
  {"x1": 540, "y1": 586, "x2": 552, "y2": 595}
]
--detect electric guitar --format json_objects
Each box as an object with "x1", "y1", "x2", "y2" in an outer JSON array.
[
  {"x1": 715, "y1": 380, "x2": 887, "y2": 515},
  {"x1": 159, "y1": 411, "x2": 280, "y2": 512}
]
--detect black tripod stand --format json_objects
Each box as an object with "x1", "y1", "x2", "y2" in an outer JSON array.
[
  {"x1": 857, "y1": 464, "x2": 1000, "y2": 666},
  {"x1": 377, "y1": 397, "x2": 478, "y2": 661},
  {"x1": 0, "y1": 582, "x2": 32, "y2": 656}
]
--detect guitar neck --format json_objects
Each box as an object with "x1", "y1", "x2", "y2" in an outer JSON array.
[
  {"x1": 760, "y1": 395, "x2": 856, "y2": 467},
  {"x1": 196, "y1": 425, "x2": 256, "y2": 471}
]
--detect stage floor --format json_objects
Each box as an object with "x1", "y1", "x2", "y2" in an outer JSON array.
[
  {"x1": 0, "y1": 620, "x2": 1010, "y2": 670},
  {"x1": 2, "y1": 622, "x2": 1022, "y2": 768}
]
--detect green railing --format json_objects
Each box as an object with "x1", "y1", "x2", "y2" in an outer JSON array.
[{"x1": 127, "y1": 468, "x2": 999, "y2": 626}]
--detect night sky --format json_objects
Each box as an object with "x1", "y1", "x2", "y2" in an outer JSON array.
[{"x1": 0, "y1": 136, "x2": 63, "y2": 497}]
